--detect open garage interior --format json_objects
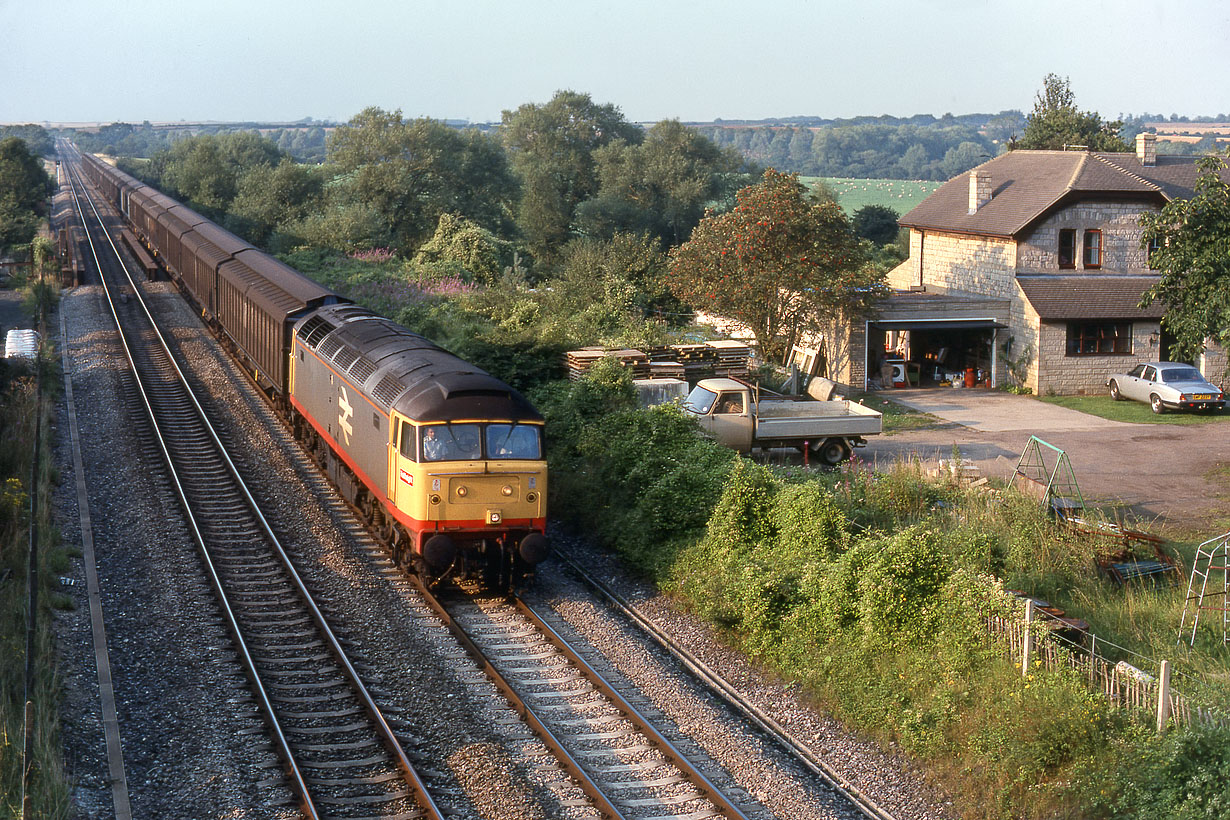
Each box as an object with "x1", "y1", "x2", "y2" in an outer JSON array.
[{"x1": 864, "y1": 291, "x2": 1010, "y2": 391}]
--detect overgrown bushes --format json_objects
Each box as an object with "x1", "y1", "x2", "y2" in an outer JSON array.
[{"x1": 541, "y1": 362, "x2": 1229, "y2": 819}]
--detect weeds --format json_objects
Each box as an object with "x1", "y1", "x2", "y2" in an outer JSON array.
[{"x1": 544, "y1": 364, "x2": 1230, "y2": 818}]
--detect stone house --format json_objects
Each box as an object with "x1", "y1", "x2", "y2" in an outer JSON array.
[{"x1": 830, "y1": 135, "x2": 1228, "y2": 395}]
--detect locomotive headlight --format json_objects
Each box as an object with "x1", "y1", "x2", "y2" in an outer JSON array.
[
  {"x1": 429, "y1": 494, "x2": 441, "y2": 505},
  {"x1": 525, "y1": 492, "x2": 537, "y2": 503},
  {"x1": 488, "y1": 511, "x2": 502, "y2": 524},
  {"x1": 456, "y1": 485, "x2": 468, "y2": 497},
  {"x1": 501, "y1": 484, "x2": 514, "y2": 497}
]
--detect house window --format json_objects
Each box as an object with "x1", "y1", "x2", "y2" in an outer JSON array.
[
  {"x1": 1147, "y1": 236, "x2": 1162, "y2": 269},
  {"x1": 1058, "y1": 229, "x2": 1076, "y2": 269},
  {"x1": 1066, "y1": 322, "x2": 1132, "y2": 355},
  {"x1": 1083, "y1": 230, "x2": 1102, "y2": 268}
]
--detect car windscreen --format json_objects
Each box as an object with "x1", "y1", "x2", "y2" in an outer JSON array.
[
  {"x1": 683, "y1": 386, "x2": 718, "y2": 414},
  {"x1": 1160, "y1": 366, "x2": 1203, "y2": 383}
]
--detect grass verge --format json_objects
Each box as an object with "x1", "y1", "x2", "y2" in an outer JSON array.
[
  {"x1": 0, "y1": 351, "x2": 71, "y2": 817},
  {"x1": 1038, "y1": 393, "x2": 1230, "y2": 425}
]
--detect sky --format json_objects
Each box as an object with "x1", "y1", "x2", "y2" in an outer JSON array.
[{"x1": 2, "y1": 0, "x2": 1227, "y2": 125}]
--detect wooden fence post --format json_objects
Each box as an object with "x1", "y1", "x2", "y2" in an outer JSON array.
[
  {"x1": 1022, "y1": 599, "x2": 1034, "y2": 678},
  {"x1": 1157, "y1": 659, "x2": 1172, "y2": 732}
]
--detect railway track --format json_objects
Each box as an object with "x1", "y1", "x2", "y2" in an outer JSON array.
[
  {"x1": 63, "y1": 149, "x2": 442, "y2": 820},
  {"x1": 417, "y1": 578, "x2": 757, "y2": 820},
  {"x1": 547, "y1": 551, "x2": 899, "y2": 820}
]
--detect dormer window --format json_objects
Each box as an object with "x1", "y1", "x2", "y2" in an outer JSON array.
[
  {"x1": 1058, "y1": 229, "x2": 1076, "y2": 269},
  {"x1": 1083, "y1": 230, "x2": 1102, "y2": 269}
]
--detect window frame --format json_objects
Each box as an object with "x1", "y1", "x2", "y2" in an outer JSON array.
[
  {"x1": 1058, "y1": 228, "x2": 1076, "y2": 269},
  {"x1": 1083, "y1": 229, "x2": 1102, "y2": 269},
  {"x1": 1065, "y1": 321, "x2": 1132, "y2": 356}
]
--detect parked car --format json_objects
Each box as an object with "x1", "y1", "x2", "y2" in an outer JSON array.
[{"x1": 1107, "y1": 362, "x2": 1225, "y2": 414}]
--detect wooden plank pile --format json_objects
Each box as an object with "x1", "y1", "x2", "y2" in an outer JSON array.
[
  {"x1": 565, "y1": 347, "x2": 650, "y2": 381},
  {"x1": 565, "y1": 341, "x2": 748, "y2": 381},
  {"x1": 705, "y1": 340, "x2": 751, "y2": 377}
]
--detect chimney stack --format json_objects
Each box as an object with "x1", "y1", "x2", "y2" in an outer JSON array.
[
  {"x1": 968, "y1": 169, "x2": 992, "y2": 214},
  {"x1": 1136, "y1": 132, "x2": 1156, "y2": 166}
]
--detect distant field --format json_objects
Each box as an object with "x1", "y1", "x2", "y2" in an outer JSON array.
[{"x1": 800, "y1": 177, "x2": 944, "y2": 218}]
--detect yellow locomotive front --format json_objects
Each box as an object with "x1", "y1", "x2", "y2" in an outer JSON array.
[{"x1": 387, "y1": 417, "x2": 548, "y2": 583}]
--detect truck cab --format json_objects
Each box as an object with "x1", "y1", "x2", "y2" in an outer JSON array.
[{"x1": 683, "y1": 379, "x2": 755, "y2": 452}]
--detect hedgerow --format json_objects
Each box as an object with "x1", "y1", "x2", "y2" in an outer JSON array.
[{"x1": 541, "y1": 363, "x2": 1224, "y2": 819}]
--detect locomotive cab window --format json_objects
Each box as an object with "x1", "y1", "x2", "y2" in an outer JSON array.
[
  {"x1": 486, "y1": 424, "x2": 542, "y2": 460},
  {"x1": 421, "y1": 424, "x2": 482, "y2": 462},
  {"x1": 399, "y1": 420, "x2": 418, "y2": 461}
]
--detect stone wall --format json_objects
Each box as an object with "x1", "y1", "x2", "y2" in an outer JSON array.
[
  {"x1": 1035, "y1": 320, "x2": 1160, "y2": 395},
  {"x1": 1017, "y1": 200, "x2": 1159, "y2": 273},
  {"x1": 1200, "y1": 342, "x2": 1228, "y2": 390},
  {"x1": 915, "y1": 230, "x2": 1017, "y2": 297}
]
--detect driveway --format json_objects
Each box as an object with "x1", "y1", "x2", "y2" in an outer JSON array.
[
  {"x1": 858, "y1": 388, "x2": 1230, "y2": 534},
  {"x1": 880, "y1": 387, "x2": 1130, "y2": 433}
]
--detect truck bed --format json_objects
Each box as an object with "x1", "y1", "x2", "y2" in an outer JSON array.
[{"x1": 755, "y1": 399, "x2": 882, "y2": 439}]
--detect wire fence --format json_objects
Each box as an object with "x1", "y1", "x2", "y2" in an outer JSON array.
[{"x1": 983, "y1": 593, "x2": 1228, "y2": 731}]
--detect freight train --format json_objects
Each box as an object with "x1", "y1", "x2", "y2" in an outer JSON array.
[{"x1": 77, "y1": 148, "x2": 549, "y2": 587}]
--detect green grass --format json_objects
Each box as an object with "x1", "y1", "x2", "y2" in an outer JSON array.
[
  {"x1": 801, "y1": 176, "x2": 944, "y2": 218},
  {"x1": 855, "y1": 393, "x2": 944, "y2": 433},
  {"x1": 1038, "y1": 394, "x2": 1230, "y2": 425}
]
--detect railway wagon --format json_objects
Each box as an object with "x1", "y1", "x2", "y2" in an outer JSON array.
[
  {"x1": 127, "y1": 187, "x2": 165, "y2": 249},
  {"x1": 217, "y1": 248, "x2": 340, "y2": 395},
  {"x1": 291, "y1": 304, "x2": 549, "y2": 583},
  {"x1": 161, "y1": 204, "x2": 209, "y2": 285},
  {"x1": 180, "y1": 221, "x2": 256, "y2": 322}
]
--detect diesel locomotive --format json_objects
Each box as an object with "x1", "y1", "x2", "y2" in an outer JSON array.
[{"x1": 77, "y1": 148, "x2": 549, "y2": 586}]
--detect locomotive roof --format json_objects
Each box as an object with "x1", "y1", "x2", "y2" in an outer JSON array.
[{"x1": 295, "y1": 304, "x2": 542, "y2": 423}]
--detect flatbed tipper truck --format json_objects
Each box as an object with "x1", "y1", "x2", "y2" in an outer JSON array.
[{"x1": 682, "y1": 377, "x2": 881, "y2": 465}]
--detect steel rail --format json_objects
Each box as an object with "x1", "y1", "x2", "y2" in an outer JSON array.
[
  {"x1": 64, "y1": 147, "x2": 442, "y2": 819},
  {"x1": 408, "y1": 576, "x2": 629, "y2": 820},
  {"x1": 510, "y1": 595, "x2": 751, "y2": 820},
  {"x1": 552, "y1": 548, "x2": 899, "y2": 820}
]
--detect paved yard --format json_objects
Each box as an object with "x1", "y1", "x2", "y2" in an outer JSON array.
[{"x1": 860, "y1": 389, "x2": 1229, "y2": 534}]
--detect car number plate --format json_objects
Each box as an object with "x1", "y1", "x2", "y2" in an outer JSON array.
[{"x1": 1192, "y1": 394, "x2": 1212, "y2": 400}]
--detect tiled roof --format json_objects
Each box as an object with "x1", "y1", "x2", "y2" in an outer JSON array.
[
  {"x1": 899, "y1": 149, "x2": 1228, "y2": 238},
  {"x1": 1017, "y1": 275, "x2": 1166, "y2": 320}
]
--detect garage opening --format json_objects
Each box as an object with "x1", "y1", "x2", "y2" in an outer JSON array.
[{"x1": 868, "y1": 319, "x2": 1006, "y2": 390}]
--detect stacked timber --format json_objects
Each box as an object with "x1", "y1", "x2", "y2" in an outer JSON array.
[
  {"x1": 565, "y1": 341, "x2": 750, "y2": 381},
  {"x1": 668, "y1": 344, "x2": 720, "y2": 380},
  {"x1": 648, "y1": 361, "x2": 686, "y2": 379},
  {"x1": 705, "y1": 340, "x2": 751, "y2": 377},
  {"x1": 565, "y1": 347, "x2": 650, "y2": 381}
]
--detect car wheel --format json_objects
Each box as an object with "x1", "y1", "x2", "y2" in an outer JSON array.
[
  {"x1": 1109, "y1": 380, "x2": 1122, "y2": 401},
  {"x1": 1150, "y1": 393, "x2": 1165, "y2": 414}
]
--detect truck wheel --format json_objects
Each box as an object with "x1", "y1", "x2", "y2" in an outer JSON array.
[{"x1": 814, "y1": 438, "x2": 849, "y2": 466}]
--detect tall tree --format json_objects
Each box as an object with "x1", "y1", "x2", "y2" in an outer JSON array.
[
  {"x1": 1016, "y1": 74, "x2": 1130, "y2": 152},
  {"x1": 1140, "y1": 152, "x2": 1230, "y2": 365},
  {"x1": 0, "y1": 137, "x2": 51, "y2": 251},
  {"x1": 152, "y1": 132, "x2": 285, "y2": 214},
  {"x1": 577, "y1": 119, "x2": 746, "y2": 246},
  {"x1": 329, "y1": 107, "x2": 517, "y2": 253},
  {"x1": 666, "y1": 169, "x2": 883, "y2": 364},
  {"x1": 226, "y1": 160, "x2": 324, "y2": 245},
  {"x1": 500, "y1": 90, "x2": 643, "y2": 262}
]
